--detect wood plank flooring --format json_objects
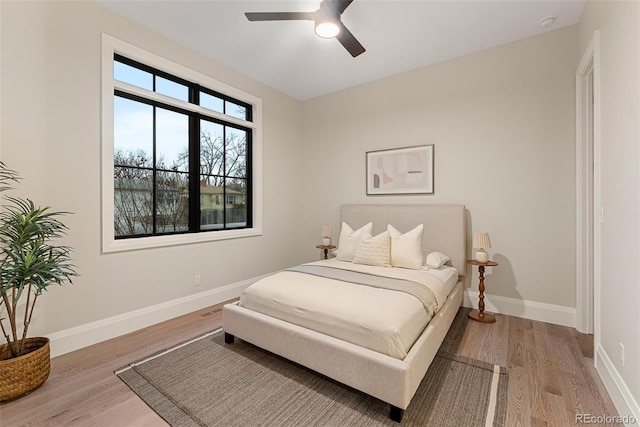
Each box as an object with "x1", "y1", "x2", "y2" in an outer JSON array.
[{"x1": 1, "y1": 303, "x2": 620, "y2": 426}]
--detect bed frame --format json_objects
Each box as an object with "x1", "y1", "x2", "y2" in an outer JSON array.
[{"x1": 223, "y1": 204, "x2": 466, "y2": 422}]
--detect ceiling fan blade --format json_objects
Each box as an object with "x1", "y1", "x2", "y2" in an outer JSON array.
[
  {"x1": 325, "y1": 0, "x2": 354, "y2": 15},
  {"x1": 245, "y1": 12, "x2": 315, "y2": 21},
  {"x1": 336, "y1": 23, "x2": 365, "y2": 57}
]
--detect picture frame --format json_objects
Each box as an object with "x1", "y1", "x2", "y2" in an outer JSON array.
[{"x1": 366, "y1": 145, "x2": 434, "y2": 195}]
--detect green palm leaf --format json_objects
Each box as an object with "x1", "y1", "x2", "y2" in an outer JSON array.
[{"x1": 0, "y1": 162, "x2": 78, "y2": 358}]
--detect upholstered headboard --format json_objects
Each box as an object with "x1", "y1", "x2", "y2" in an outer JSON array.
[{"x1": 340, "y1": 204, "x2": 467, "y2": 276}]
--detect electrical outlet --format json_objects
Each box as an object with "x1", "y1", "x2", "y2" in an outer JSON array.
[
  {"x1": 194, "y1": 274, "x2": 201, "y2": 287},
  {"x1": 619, "y1": 343, "x2": 625, "y2": 367}
]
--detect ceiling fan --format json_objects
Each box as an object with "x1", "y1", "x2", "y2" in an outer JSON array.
[{"x1": 245, "y1": 0, "x2": 366, "y2": 58}]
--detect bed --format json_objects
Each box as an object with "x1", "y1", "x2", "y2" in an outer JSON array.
[{"x1": 222, "y1": 204, "x2": 466, "y2": 422}]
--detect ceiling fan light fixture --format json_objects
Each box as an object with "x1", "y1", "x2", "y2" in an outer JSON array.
[
  {"x1": 245, "y1": 0, "x2": 365, "y2": 56},
  {"x1": 315, "y1": 21, "x2": 340, "y2": 38}
]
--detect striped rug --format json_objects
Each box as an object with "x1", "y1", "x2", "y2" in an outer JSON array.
[{"x1": 117, "y1": 322, "x2": 507, "y2": 426}]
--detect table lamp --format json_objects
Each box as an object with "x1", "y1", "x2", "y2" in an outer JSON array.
[
  {"x1": 473, "y1": 232, "x2": 491, "y2": 263},
  {"x1": 321, "y1": 224, "x2": 332, "y2": 246}
]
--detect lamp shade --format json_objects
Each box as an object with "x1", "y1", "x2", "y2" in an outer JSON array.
[
  {"x1": 473, "y1": 232, "x2": 492, "y2": 250},
  {"x1": 321, "y1": 224, "x2": 332, "y2": 238}
]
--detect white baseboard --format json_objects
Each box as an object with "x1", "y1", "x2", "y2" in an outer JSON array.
[
  {"x1": 463, "y1": 290, "x2": 576, "y2": 327},
  {"x1": 47, "y1": 275, "x2": 268, "y2": 358},
  {"x1": 595, "y1": 345, "x2": 640, "y2": 426},
  {"x1": 50, "y1": 285, "x2": 575, "y2": 358}
]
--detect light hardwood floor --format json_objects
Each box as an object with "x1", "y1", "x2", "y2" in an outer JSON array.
[{"x1": 1, "y1": 302, "x2": 620, "y2": 426}]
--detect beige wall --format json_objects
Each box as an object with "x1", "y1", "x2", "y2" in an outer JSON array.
[
  {"x1": 579, "y1": 0, "x2": 640, "y2": 414},
  {"x1": 301, "y1": 26, "x2": 579, "y2": 310},
  {"x1": 0, "y1": 1, "x2": 303, "y2": 337}
]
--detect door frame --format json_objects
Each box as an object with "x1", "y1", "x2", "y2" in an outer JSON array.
[{"x1": 575, "y1": 30, "x2": 601, "y2": 340}]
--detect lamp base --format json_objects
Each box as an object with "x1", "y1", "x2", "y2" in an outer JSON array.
[{"x1": 475, "y1": 250, "x2": 489, "y2": 263}]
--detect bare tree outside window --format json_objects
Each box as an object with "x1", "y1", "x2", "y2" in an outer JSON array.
[{"x1": 114, "y1": 128, "x2": 248, "y2": 236}]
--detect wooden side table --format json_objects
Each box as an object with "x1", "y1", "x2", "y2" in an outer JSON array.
[
  {"x1": 316, "y1": 244, "x2": 336, "y2": 260},
  {"x1": 466, "y1": 260, "x2": 498, "y2": 323}
]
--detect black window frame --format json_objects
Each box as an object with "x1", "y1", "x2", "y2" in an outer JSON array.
[{"x1": 113, "y1": 54, "x2": 253, "y2": 240}]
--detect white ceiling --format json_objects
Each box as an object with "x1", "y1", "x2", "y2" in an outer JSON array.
[{"x1": 97, "y1": 0, "x2": 585, "y2": 100}]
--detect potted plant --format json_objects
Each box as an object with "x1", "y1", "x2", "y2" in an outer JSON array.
[{"x1": 0, "y1": 162, "x2": 77, "y2": 401}]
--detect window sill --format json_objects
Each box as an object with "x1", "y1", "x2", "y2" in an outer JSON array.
[{"x1": 102, "y1": 226, "x2": 262, "y2": 253}]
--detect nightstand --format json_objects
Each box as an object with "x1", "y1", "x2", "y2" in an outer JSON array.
[
  {"x1": 466, "y1": 260, "x2": 498, "y2": 323},
  {"x1": 316, "y1": 244, "x2": 336, "y2": 260}
]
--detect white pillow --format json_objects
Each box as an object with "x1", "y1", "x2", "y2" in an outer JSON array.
[
  {"x1": 336, "y1": 222, "x2": 373, "y2": 262},
  {"x1": 387, "y1": 224, "x2": 424, "y2": 269},
  {"x1": 425, "y1": 251, "x2": 450, "y2": 268},
  {"x1": 353, "y1": 230, "x2": 391, "y2": 267}
]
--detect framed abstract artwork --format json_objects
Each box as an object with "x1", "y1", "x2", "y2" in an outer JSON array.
[{"x1": 366, "y1": 145, "x2": 434, "y2": 195}]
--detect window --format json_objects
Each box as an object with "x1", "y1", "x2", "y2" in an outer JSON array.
[
  {"x1": 113, "y1": 55, "x2": 252, "y2": 237},
  {"x1": 102, "y1": 35, "x2": 262, "y2": 252}
]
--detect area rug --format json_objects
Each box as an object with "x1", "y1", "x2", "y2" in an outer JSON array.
[{"x1": 117, "y1": 326, "x2": 507, "y2": 427}]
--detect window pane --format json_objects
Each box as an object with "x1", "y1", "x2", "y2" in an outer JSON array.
[
  {"x1": 155, "y1": 171, "x2": 189, "y2": 233},
  {"x1": 156, "y1": 76, "x2": 188, "y2": 102},
  {"x1": 114, "y1": 61, "x2": 152, "y2": 91},
  {"x1": 200, "y1": 120, "x2": 224, "y2": 177},
  {"x1": 225, "y1": 127, "x2": 247, "y2": 178},
  {"x1": 200, "y1": 175, "x2": 224, "y2": 230},
  {"x1": 114, "y1": 96, "x2": 153, "y2": 163},
  {"x1": 200, "y1": 91, "x2": 223, "y2": 114},
  {"x1": 114, "y1": 166, "x2": 153, "y2": 237},
  {"x1": 225, "y1": 100, "x2": 248, "y2": 120},
  {"x1": 225, "y1": 178, "x2": 247, "y2": 228},
  {"x1": 156, "y1": 108, "x2": 189, "y2": 172}
]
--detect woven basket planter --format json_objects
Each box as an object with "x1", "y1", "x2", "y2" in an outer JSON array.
[{"x1": 0, "y1": 337, "x2": 50, "y2": 401}]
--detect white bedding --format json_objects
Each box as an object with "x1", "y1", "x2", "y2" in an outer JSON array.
[
  {"x1": 422, "y1": 264, "x2": 459, "y2": 295},
  {"x1": 238, "y1": 259, "x2": 459, "y2": 359}
]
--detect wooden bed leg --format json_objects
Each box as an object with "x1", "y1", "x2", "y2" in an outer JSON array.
[
  {"x1": 390, "y1": 405, "x2": 404, "y2": 423},
  {"x1": 224, "y1": 332, "x2": 235, "y2": 344}
]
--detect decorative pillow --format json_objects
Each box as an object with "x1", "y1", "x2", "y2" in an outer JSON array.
[
  {"x1": 353, "y1": 230, "x2": 391, "y2": 267},
  {"x1": 336, "y1": 222, "x2": 373, "y2": 262},
  {"x1": 387, "y1": 224, "x2": 424, "y2": 269},
  {"x1": 425, "y1": 251, "x2": 450, "y2": 269}
]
